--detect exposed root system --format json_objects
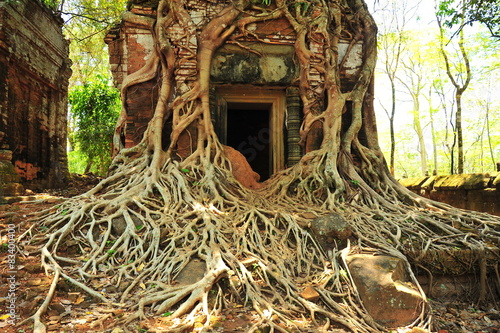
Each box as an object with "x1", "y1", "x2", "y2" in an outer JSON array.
[{"x1": 19, "y1": 0, "x2": 500, "y2": 332}]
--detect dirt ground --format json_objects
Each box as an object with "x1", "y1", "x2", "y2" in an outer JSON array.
[{"x1": 1, "y1": 175, "x2": 500, "y2": 333}]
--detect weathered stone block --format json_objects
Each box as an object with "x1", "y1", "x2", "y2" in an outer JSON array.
[
  {"x1": 346, "y1": 254, "x2": 425, "y2": 328},
  {"x1": 310, "y1": 213, "x2": 352, "y2": 251},
  {"x1": 0, "y1": 149, "x2": 13, "y2": 161},
  {"x1": 0, "y1": 160, "x2": 20, "y2": 180},
  {"x1": 462, "y1": 173, "x2": 491, "y2": 190},
  {"x1": 433, "y1": 173, "x2": 490, "y2": 190},
  {"x1": 417, "y1": 274, "x2": 479, "y2": 299},
  {"x1": 420, "y1": 176, "x2": 437, "y2": 191},
  {"x1": 211, "y1": 44, "x2": 298, "y2": 85},
  {"x1": 398, "y1": 176, "x2": 428, "y2": 190},
  {"x1": 175, "y1": 259, "x2": 206, "y2": 285},
  {"x1": 1, "y1": 182, "x2": 25, "y2": 196},
  {"x1": 493, "y1": 173, "x2": 500, "y2": 189}
]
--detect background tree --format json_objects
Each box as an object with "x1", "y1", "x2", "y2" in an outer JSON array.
[
  {"x1": 61, "y1": 0, "x2": 127, "y2": 86},
  {"x1": 23, "y1": 0, "x2": 500, "y2": 332},
  {"x1": 373, "y1": 0, "x2": 499, "y2": 178},
  {"x1": 437, "y1": 8, "x2": 472, "y2": 174},
  {"x1": 424, "y1": 83, "x2": 441, "y2": 175},
  {"x1": 462, "y1": 80, "x2": 499, "y2": 172},
  {"x1": 437, "y1": 0, "x2": 500, "y2": 39},
  {"x1": 461, "y1": 33, "x2": 500, "y2": 172},
  {"x1": 42, "y1": 0, "x2": 127, "y2": 173},
  {"x1": 398, "y1": 37, "x2": 430, "y2": 176},
  {"x1": 68, "y1": 75, "x2": 121, "y2": 175},
  {"x1": 375, "y1": 0, "x2": 417, "y2": 175}
]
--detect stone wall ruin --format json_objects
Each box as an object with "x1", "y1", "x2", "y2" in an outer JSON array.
[
  {"x1": 401, "y1": 173, "x2": 500, "y2": 216},
  {"x1": 0, "y1": 0, "x2": 71, "y2": 194}
]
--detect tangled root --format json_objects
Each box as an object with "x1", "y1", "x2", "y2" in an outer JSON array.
[{"x1": 18, "y1": 147, "x2": 500, "y2": 333}]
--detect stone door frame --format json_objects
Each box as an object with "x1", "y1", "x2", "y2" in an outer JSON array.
[{"x1": 212, "y1": 86, "x2": 287, "y2": 175}]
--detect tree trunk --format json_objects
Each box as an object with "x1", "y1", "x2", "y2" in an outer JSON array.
[
  {"x1": 486, "y1": 102, "x2": 496, "y2": 169},
  {"x1": 84, "y1": 157, "x2": 93, "y2": 174},
  {"x1": 390, "y1": 78, "x2": 396, "y2": 175},
  {"x1": 425, "y1": 87, "x2": 439, "y2": 175},
  {"x1": 430, "y1": 106, "x2": 438, "y2": 175},
  {"x1": 412, "y1": 97, "x2": 428, "y2": 175},
  {"x1": 437, "y1": 8, "x2": 471, "y2": 174},
  {"x1": 456, "y1": 90, "x2": 464, "y2": 173}
]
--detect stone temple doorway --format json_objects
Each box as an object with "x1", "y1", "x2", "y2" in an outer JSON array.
[
  {"x1": 211, "y1": 87, "x2": 287, "y2": 181},
  {"x1": 226, "y1": 103, "x2": 271, "y2": 180}
]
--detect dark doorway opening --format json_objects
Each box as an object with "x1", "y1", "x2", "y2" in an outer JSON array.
[{"x1": 226, "y1": 103, "x2": 271, "y2": 180}]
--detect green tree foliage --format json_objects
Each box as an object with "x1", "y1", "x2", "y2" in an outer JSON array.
[
  {"x1": 36, "y1": 0, "x2": 127, "y2": 85},
  {"x1": 437, "y1": 0, "x2": 500, "y2": 38},
  {"x1": 375, "y1": 0, "x2": 414, "y2": 176},
  {"x1": 68, "y1": 76, "x2": 120, "y2": 175},
  {"x1": 62, "y1": 0, "x2": 127, "y2": 86},
  {"x1": 40, "y1": 0, "x2": 58, "y2": 11}
]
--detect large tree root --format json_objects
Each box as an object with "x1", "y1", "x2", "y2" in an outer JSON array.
[{"x1": 18, "y1": 149, "x2": 500, "y2": 332}]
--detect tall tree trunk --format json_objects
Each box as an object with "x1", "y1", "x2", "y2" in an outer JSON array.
[
  {"x1": 486, "y1": 102, "x2": 496, "y2": 169},
  {"x1": 389, "y1": 78, "x2": 396, "y2": 175},
  {"x1": 426, "y1": 87, "x2": 438, "y2": 175},
  {"x1": 430, "y1": 113, "x2": 438, "y2": 175},
  {"x1": 455, "y1": 90, "x2": 464, "y2": 173},
  {"x1": 437, "y1": 8, "x2": 471, "y2": 174},
  {"x1": 377, "y1": 0, "x2": 410, "y2": 176},
  {"x1": 413, "y1": 97, "x2": 428, "y2": 175},
  {"x1": 84, "y1": 157, "x2": 93, "y2": 174}
]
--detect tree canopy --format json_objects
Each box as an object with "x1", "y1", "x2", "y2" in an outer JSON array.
[{"x1": 437, "y1": 0, "x2": 500, "y2": 38}]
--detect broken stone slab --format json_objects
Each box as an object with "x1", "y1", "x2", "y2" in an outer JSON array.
[
  {"x1": 223, "y1": 145, "x2": 263, "y2": 190},
  {"x1": 175, "y1": 259, "x2": 206, "y2": 285},
  {"x1": 310, "y1": 213, "x2": 352, "y2": 251},
  {"x1": 345, "y1": 254, "x2": 425, "y2": 328},
  {"x1": 300, "y1": 286, "x2": 320, "y2": 302}
]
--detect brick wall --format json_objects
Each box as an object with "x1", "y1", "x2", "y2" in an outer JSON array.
[{"x1": 0, "y1": 0, "x2": 71, "y2": 190}]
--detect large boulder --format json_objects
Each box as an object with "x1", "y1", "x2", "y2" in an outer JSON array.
[{"x1": 346, "y1": 254, "x2": 425, "y2": 328}]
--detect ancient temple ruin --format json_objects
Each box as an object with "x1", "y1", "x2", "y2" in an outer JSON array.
[
  {"x1": 0, "y1": 0, "x2": 71, "y2": 193},
  {"x1": 105, "y1": 0, "x2": 363, "y2": 181}
]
